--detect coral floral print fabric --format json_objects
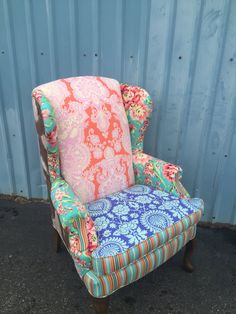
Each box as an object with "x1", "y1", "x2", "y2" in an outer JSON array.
[
  {"x1": 120, "y1": 84, "x2": 153, "y2": 153},
  {"x1": 37, "y1": 77, "x2": 134, "y2": 203}
]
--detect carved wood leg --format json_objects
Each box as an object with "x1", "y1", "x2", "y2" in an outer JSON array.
[
  {"x1": 53, "y1": 228, "x2": 61, "y2": 253},
  {"x1": 183, "y1": 238, "x2": 196, "y2": 272},
  {"x1": 91, "y1": 296, "x2": 110, "y2": 314}
]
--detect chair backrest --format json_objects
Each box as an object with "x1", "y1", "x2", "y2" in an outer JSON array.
[
  {"x1": 33, "y1": 76, "x2": 137, "y2": 203},
  {"x1": 32, "y1": 77, "x2": 153, "y2": 204}
]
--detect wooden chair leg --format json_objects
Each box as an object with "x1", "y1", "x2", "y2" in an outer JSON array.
[
  {"x1": 91, "y1": 296, "x2": 110, "y2": 314},
  {"x1": 183, "y1": 238, "x2": 196, "y2": 273},
  {"x1": 53, "y1": 228, "x2": 61, "y2": 253}
]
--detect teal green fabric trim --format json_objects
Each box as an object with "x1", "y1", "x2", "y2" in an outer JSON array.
[
  {"x1": 133, "y1": 153, "x2": 190, "y2": 198},
  {"x1": 50, "y1": 177, "x2": 97, "y2": 271},
  {"x1": 38, "y1": 95, "x2": 60, "y2": 182},
  {"x1": 51, "y1": 177, "x2": 89, "y2": 251},
  {"x1": 51, "y1": 178, "x2": 88, "y2": 226}
]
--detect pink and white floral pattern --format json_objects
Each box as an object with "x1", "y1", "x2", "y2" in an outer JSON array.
[{"x1": 37, "y1": 77, "x2": 135, "y2": 203}]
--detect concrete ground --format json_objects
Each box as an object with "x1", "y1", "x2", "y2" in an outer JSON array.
[{"x1": 0, "y1": 199, "x2": 236, "y2": 314}]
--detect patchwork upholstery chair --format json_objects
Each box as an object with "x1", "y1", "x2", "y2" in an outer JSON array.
[{"x1": 32, "y1": 76, "x2": 204, "y2": 313}]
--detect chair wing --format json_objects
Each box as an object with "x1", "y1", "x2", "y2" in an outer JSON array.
[
  {"x1": 120, "y1": 83, "x2": 189, "y2": 198},
  {"x1": 120, "y1": 83, "x2": 153, "y2": 154}
]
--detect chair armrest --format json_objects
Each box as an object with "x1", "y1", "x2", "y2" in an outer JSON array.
[
  {"x1": 133, "y1": 152, "x2": 190, "y2": 198},
  {"x1": 51, "y1": 178, "x2": 89, "y2": 225},
  {"x1": 51, "y1": 178, "x2": 98, "y2": 271}
]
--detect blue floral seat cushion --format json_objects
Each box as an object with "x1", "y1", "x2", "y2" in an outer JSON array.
[{"x1": 87, "y1": 185, "x2": 203, "y2": 258}]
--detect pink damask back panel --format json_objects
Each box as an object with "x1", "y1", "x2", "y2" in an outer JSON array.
[{"x1": 36, "y1": 76, "x2": 135, "y2": 203}]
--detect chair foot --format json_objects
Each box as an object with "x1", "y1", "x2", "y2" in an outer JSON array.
[
  {"x1": 91, "y1": 296, "x2": 110, "y2": 314},
  {"x1": 53, "y1": 228, "x2": 61, "y2": 253},
  {"x1": 183, "y1": 238, "x2": 196, "y2": 273}
]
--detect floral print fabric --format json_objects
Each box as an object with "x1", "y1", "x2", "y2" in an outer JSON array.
[
  {"x1": 35, "y1": 77, "x2": 134, "y2": 203},
  {"x1": 120, "y1": 84, "x2": 153, "y2": 154},
  {"x1": 120, "y1": 84, "x2": 189, "y2": 198},
  {"x1": 32, "y1": 92, "x2": 60, "y2": 183},
  {"x1": 87, "y1": 184, "x2": 203, "y2": 258},
  {"x1": 51, "y1": 178, "x2": 98, "y2": 255},
  {"x1": 133, "y1": 152, "x2": 190, "y2": 198}
]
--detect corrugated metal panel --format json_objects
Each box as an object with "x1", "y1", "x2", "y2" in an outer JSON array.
[{"x1": 0, "y1": 0, "x2": 236, "y2": 224}]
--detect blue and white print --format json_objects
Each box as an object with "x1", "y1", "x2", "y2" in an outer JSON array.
[
  {"x1": 140, "y1": 210, "x2": 174, "y2": 232},
  {"x1": 124, "y1": 185, "x2": 151, "y2": 194},
  {"x1": 112, "y1": 204, "x2": 130, "y2": 215},
  {"x1": 135, "y1": 195, "x2": 152, "y2": 204},
  {"x1": 88, "y1": 198, "x2": 112, "y2": 217},
  {"x1": 126, "y1": 227, "x2": 148, "y2": 245},
  {"x1": 158, "y1": 199, "x2": 189, "y2": 219},
  {"x1": 86, "y1": 185, "x2": 203, "y2": 258},
  {"x1": 114, "y1": 219, "x2": 138, "y2": 235},
  {"x1": 92, "y1": 237, "x2": 129, "y2": 257},
  {"x1": 159, "y1": 200, "x2": 180, "y2": 210},
  {"x1": 182, "y1": 198, "x2": 204, "y2": 211},
  {"x1": 93, "y1": 216, "x2": 110, "y2": 231}
]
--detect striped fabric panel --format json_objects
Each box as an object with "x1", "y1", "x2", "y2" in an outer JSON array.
[
  {"x1": 91, "y1": 209, "x2": 202, "y2": 276},
  {"x1": 75, "y1": 217, "x2": 89, "y2": 252},
  {"x1": 83, "y1": 224, "x2": 196, "y2": 298}
]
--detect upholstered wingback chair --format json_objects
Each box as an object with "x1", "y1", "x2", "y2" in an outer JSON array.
[{"x1": 32, "y1": 77, "x2": 204, "y2": 313}]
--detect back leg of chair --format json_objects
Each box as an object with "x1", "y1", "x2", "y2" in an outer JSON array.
[
  {"x1": 183, "y1": 238, "x2": 196, "y2": 272},
  {"x1": 91, "y1": 296, "x2": 110, "y2": 314},
  {"x1": 53, "y1": 228, "x2": 61, "y2": 253}
]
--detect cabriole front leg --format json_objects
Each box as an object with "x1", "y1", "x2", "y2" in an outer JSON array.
[
  {"x1": 183, "y1": 238, "x2": 196, "y2": 272},
  {"x1": 91, "y1": 296, "x2": 110, "y2": 314},
  {"x1": 53, "y1": 228, "x2": 61, "y2": 253}
]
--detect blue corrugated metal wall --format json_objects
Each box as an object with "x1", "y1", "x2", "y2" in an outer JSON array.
[{"x1": 0, "y1": 0, "x2": 236, "y2": 224}]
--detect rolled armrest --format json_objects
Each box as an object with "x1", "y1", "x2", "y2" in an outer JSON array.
[
  {"x1": 51, "y1": 178, "x2": 88, "y2": 226},
  {"x1": 51, "y1": 178, "x2": 98, "y2": 273},
  {"x1": 133, "y1": 152, "x2": 190, "y2": 198}
]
